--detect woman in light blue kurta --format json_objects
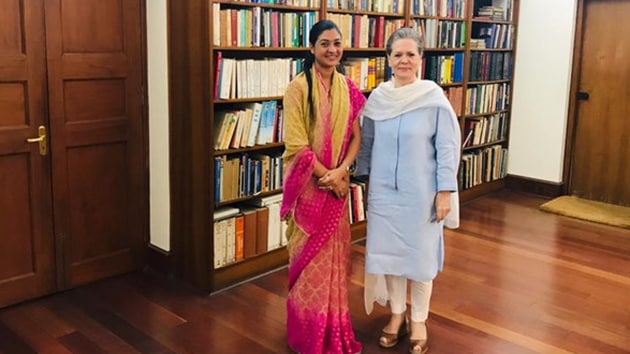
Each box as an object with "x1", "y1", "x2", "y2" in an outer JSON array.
[{"x1": 355, "y1": 28, "x2": 461, "y2": 354}]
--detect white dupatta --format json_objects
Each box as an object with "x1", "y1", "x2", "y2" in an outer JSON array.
[{"x1": 362, "y1": 79, "x2": 452, "y2": 121}]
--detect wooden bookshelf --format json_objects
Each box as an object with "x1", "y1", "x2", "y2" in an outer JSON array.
[
  {"x1": 167, "y1": 0, "x2": 519, "y2": 292},
  {"x1": 460, "y1": 0, "x2": 518, "y2": 194}
]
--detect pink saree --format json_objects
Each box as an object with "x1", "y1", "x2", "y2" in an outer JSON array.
[{"x1": 281, "y1": 69, "x2": 365, "y2": 354}]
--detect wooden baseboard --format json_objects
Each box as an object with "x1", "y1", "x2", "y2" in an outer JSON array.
[
  {"x1": 145, "y1": 244, "x2": 172, "y2": 276},
  {"x1": 505, "y1": 175, "x2": 564, "y2": 198},
  {"x1": 460, "y1": 179, "x2": 506, "y2": 202}
]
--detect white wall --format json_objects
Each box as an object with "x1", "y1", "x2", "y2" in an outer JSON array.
[
  {"x1": 147, "y1": 0, "x2": 170, "y2": 251},
  {"x1": 508, "y1": 0, "x2": 578, "y2": 182},
  {"x1": 144, "y1": 0, "x2": 579, "y2": 248}
]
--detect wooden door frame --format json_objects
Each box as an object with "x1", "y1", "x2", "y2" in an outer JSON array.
[
  {"x1": 562, "y1": 0, "x2": 585, "y2": 195},
  {"x1": 139, "y1": 0, "x2": 151, "y2": 269},
  {"x1": 136, "y1": 1, "x2": 152, "y2": 272}
]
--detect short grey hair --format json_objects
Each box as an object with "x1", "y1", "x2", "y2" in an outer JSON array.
[{"x1": 385, "y1": 27, "x2": 424, "y2": 56}]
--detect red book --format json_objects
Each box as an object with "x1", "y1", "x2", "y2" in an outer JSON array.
[
  {"x1": 230, "y1": 10, "x2": 238, "y2": 47},
  {"x1": 214, "y1": 51, "x2": 222, "y2": 100},
  {"x1": 353, "y1": 16, "x2": 361, "y2": 48},
  {"x1": 234, "y1": 215, "x2": 244, "y2": 261},
  {"x1": 272, "y1": 12, "x2": 279, "y2": 48},
  {"x1": 376, "y1": 16, "x2": 385, "y2": 48}
]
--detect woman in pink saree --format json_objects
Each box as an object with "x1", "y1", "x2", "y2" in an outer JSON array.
[{"x1": 280, "y1": 20, "x2": 366, "y2": 354}]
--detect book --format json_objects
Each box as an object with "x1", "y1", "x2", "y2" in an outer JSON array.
[
  {"x1": 217, "y1": 57, "x2": 234, "y2": 99},
  {"x1": 266, "y1": 202, "x2": 282, "y2": 251},
  {"x1": 246, "y1": 193, "x2": 283, "y2": 207},
  {"x1": 213, "y1": 218, "x2": 229, "y2": 268},
  {"x1": 246, "y1": 102, "x2": 263, "y2": 147},
  {"x1": 214, "y1": 206, "x2": 240, "y2": 221},
  {"x1": 239, "y1": 206, "x2": 258, "y2": 258},
  {"x1": 225, "y1": 216, "x2": 236, "y2": 263},
  {"x1": 234, "y1": 215, "x2": 244, "y2": 261},
  {"x1": 255, "y1": 207, "x2": 269, "y2": 255}
]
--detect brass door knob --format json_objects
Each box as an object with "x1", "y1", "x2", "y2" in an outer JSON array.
[{"x1": 26, "y1": 125, "x2": 47, "y2": 156}]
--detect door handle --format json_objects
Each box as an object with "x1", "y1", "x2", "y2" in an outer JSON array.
[
  {"x1": 577, "y1": 91, "x2": 590, "y2": 101},
  {"x1": 26, "y1": 125, "x2": 47, "y2": 156}
]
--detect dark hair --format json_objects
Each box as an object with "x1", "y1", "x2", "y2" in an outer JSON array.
[
  {"x1": 385, "y1": 27, "x2": 424, "y2": 57},
  {"x1": 303, "y1": 20, "x2": 342, "y2": 122}
]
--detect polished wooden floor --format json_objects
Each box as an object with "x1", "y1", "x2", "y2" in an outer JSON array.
[{"x1": 1, "y1": 190, "x2": 629, "y2": 354}]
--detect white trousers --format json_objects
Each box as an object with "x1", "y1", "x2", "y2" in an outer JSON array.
[{"x1": 385, "y1": 275, "x2": 433, "y2": 323}]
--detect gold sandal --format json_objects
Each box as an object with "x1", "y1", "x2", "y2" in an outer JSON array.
[
  {"x1": 409, "y1": 320, "x2": 429, "y2": 353},
  {"x1": 378, "y1": 317, "x2": 409, "y2": 348},
  {"x1": 409, "y1": 339, "x2": 428, "y2": 354}
]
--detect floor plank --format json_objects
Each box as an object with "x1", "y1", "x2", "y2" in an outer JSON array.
[{"x1": 0, "y1": 190, "x2": 629, "y2": 353}]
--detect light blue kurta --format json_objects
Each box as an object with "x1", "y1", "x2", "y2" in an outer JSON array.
[{"x1": 355, "y1": 106, "x2": 460, "y2": 282}]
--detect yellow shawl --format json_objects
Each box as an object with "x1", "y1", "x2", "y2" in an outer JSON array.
[{"x1": 282, "y1": 68, "x2": 350, "y2": 168}]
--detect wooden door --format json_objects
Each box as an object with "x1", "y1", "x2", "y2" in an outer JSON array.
[
  {"x1": 570, "y1": 0, "x2": 630, "y2": 206},
  {"x1": 0, "y1": 0, "x2": 56, "y2": 307},
  {"x1": 44, "y1": 0, "x2": 147, "y2": 287}
]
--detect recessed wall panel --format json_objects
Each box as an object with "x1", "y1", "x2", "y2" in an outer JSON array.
[
  {"x1": 64, "y1": 79, "x2": 125, "y2": 123},
  {"x1": 0, "y1": 83, "x2": 26, "y2": 127},
  {"x1": 61, "y1": 0, "x2": 123, "y2": 53},
  {"x1": 0, "y1": 154, "x2": 34, "y2": 281},
  {"x1": 0, "y1": 0, "x2": 24, "y2": 55}
]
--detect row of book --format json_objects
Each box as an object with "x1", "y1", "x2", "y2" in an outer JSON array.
[
  {"x1": 473, "y1": 23, "x2": 514, "y2": 49},
  {"x1": 460, "y1": 144, "x2": 508, "y2": 189},
  {"x1": 474, "y1": 0, "x2": 513, "y2": 22},
  {"x1": 214, "y1": 54, "x2": 302, "y2": 100},
  {"x1": 421, "y1": 52, "x2": 465, "y2": 84},
  {"x1": 214, "y1": 101, "x2": 282, "y2": 150},
  {"x1": 476, "y1": 6, "x2": 507, "y2": 21},
  {"x1": 343, "y1": 59, "x2": 465, "y2": 111},
  {"x1": 212, "y1": 0, "x2": 508, "y2": 21},
  {"x1": 327, "y1": 14, "x2": 404, "y2": 49},
  {"x1": 463, "y1": 112, "x2": 508, "y2": 148},
  {"x1": 214, "y1": 55, "x2": 507, "y2": 106},
  {"x1": 412, "y1": 19, "x2": 466, "y2": 49},
  {"x1": 213, "y1": 194, "x2": 286, "y2": 269},
  {"x1": 214, "y1": 153, "x2": 284, "y2": 203},
  {"x1": 217, "y1": 183, "x2": 466, "y2": 267},
  {"x1": 464, "y1": 82, "x2": 510, "y2": 115},
  {"x1": 214, "y1": 182, "x2": 369, "y2": 268},
  {"x1": 469, "y1": 51, "x2": 512, "y2": 82},
  {"x1": 220, "y1": 0, "x2": 321, "y2": 6},
  {"x1": 212, "y1": 6, "x2": 319, "y2": 48},
  {"x1": 210, "y1": 1, "x2": 510, "y2": 49},
  {"x1": 411, "y1": 0, "x2": 466, "y2": 18},
  {"x1": 327, "y1": 0, "x2": 405, "y2": 14},
  {"x1": 342, "y1": 57, "x2": 389, "y2": 91}
]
